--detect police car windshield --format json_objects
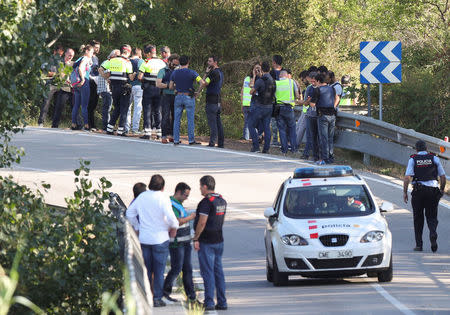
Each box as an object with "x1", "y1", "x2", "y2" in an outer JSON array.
[{"x1": 283, "y1": 185, "x2": 374, "y2": 218}]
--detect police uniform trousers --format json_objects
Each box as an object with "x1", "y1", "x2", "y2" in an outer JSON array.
[
  {"x1": 107, "y1": 82, "x2": 131, "y2": 135},
  {"x1": 142, "y1": 85, "x2": 161, "y2": 136},
  {"x1": 411, "y1": 185, "x2": 440, "y2": 247}
]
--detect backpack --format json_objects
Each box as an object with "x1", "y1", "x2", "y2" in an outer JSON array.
[{"x1": 69, "y1": 58, "x2": 84, "y2": 87}]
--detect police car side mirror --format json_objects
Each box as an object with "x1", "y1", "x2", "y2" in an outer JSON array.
[
  {"x1": 264, "y1": 207, "x2": 276, "y2": 218},
  {"x1": 379, "y1": 202, "x2": 394, "y2": 213}
]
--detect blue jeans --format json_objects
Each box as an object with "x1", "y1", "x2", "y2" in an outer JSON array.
[
  {"x1": 276, "y1": 105, "x2": 297, "y2": 153},
  {"x1": 249, "y1": 105, "x2": 272, "y2": 152},
  {"x1": 141, "y1": 241, "x2": 169, "y2": 301},
  {"x1": 242, "y1": 106, "x2": 251, "y2": 140},
  {"x1": 163, "y1": 243, "x2": 196, "y2": 299},
  {"x1": 127, "y1": 85, "x2": 143, "y2": 132},
  {"x1": 198, "y1": 242, "x2": 227, "y2": 308},
  {"x1": 173, "y1": 94, "x2": 196, "y2": 143},
  {"x1": 305, "y1": 116, "x2": 319, "y2": 160},
  {"x1": 271, "y1": 117, "x2": 279, "y2": 144},
  {"x1": 72, "y1": 81, "x2": 90, "y2": 125},
  {"x1": 100, "y1": 92, "x2": 112, "y2": 131},
  {"x1": 317, "y1": 114, "x2": 336, "y2": 162}
]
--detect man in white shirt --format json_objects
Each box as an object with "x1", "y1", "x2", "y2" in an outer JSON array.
[{"x1": 126, "y1": 174, "x2": 179, "y2": 307}]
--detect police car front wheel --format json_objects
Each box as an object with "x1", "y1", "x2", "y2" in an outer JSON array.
[
  {"x1": 272, "y1": 248, "x2": 288, "y2": 286},
  {"x1": 377, "y1": 255, "x2": 393, "y2": 282}
]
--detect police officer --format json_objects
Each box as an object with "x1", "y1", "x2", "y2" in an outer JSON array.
[
  {"x1": 275, "y1": 70, "x2": 299, "y2": 154},
  {"x1": 193, "y1": 175, "x2": 227, "y2": 311},
  {"x1": 99, "y1": 44, "x2": 134, "y2": 136},
  {"x1": 403, "y1": 140, "x2": 446, "y2": 252},
  {"x1": 138, "y1": 45, "x2": 167, "y2": 140}
]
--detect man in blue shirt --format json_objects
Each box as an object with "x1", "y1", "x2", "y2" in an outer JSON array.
[
  {"x1": 403, "y1": 140, "x2": 446, "y2": 252},
  {"x1": 88, "y1": 40, "x2": 101, "y2": 130},
  {"x1": 169, "y1": 55, "x2": 205, "y2": 145}
]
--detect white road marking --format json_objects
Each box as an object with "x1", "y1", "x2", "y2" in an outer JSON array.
[{"x1": 370, "y1": 283, "x2": 416, "y2": 315}]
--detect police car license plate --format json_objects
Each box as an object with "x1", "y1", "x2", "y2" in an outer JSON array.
[{"x1": 318, "y1": 250, "x2": 353, "y2": 259}]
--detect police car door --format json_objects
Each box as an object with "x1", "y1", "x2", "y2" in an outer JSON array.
[{"x1": 265, "y1": 183, "x2": 284, "y2": 264}]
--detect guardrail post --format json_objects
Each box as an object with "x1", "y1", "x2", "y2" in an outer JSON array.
[{"x1": 367, "y1": 84, "x2": 371, "y2": 117}]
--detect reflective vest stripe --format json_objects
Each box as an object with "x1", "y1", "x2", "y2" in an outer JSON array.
[
  {"x1": 275, "y1": 79, "x2": 295, "y2": 106},
  {"x1": 242, "y1": 76, "x2": 252, "y2": 106}
]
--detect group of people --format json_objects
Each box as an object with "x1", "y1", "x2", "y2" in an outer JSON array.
[
  {"x1": 240, "y1": 56, "x2": 353, "y2": 164},
  {"x1": 126, "y1": 175, "x2": 228, "y2": 310},
  {"x1": 38, "y1": 41, "x2": 225, "y2": 148},
  {"x1": 39, "y1": 44, "x2": 355, "y2": 162}
]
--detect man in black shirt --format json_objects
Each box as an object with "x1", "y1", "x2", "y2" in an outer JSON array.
[
  {"x1": 198, "y1": 56, "x2": 224, "y2": 148},
  {"x1": 193, "y1": 175, "x2": 227, "y2": 311}
]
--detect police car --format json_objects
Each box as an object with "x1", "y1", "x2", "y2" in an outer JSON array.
[{"x1": 264, "y1": 166, "x2": 393, "y2": 286}]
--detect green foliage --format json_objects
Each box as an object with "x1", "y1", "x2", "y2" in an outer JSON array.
[{"x1": 0, "y1": 160, "x2": 121, "y2": 314}]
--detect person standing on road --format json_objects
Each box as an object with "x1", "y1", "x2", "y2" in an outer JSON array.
[
  {"x1": 193, "y1": 175, "x2": 228, "y2": 311},
  {"x1": 138, "y1": 45, "x2": 166, "y2": 139},
  {"x1": 403, "y1": 140, "x2": 446, "y2": 252},
  {"x1": 249, "y1": 61, "x2": 276, "y2": 153},
  {"x1": 275, "y1": 70, "x2": 299, "y2": 154},
  {"x1": 100, "y1": 44, "x2": 134, "y2": 136},
  {"x1": 198, "y1": 56, "x2": 224, "y2": 148},
  {"x1": 269, "y1": 55, "x2": 284, "y2": 147},
  {"x1": 160, "y1": 46, "x2": 171, "y2": 64},
  {"x1": 87, "y1": 40, "x2": 101, "y2": 130},
  {"x1": 156, "y1": 54, "x2": 180, "y2": 143},
  {"x1": 127, "y1": 47, "x2": 145, "y2": 134},
  {"x1": 241, "y1": 66, "x2": 254, "y2": 140},
  {"x1": 169, "y1": 55, "x2": 205, "y2": 145},
  {"x1": 163, "y1": 182, "x2": 197, "y2": 303},
  {"x1": 126, "y1": 174, "x2": 179, "y2": 307}
]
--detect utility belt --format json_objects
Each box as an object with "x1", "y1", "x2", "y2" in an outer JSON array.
[
  {"x1": 317, "y1": 107, "x2": 336, "y2": 116},
  {"x1": 111, "y1": 81, "x2": 132, "y2": 95},
  {"x1": 176, "y1": 88, "x2": 195, "y2": 97},
  {"x1": 412, "y1": 182, "x2": 439, "y2": 192}
]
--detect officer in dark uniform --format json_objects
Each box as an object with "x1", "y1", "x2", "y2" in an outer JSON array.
[
  {"x1": 403, "y1": 140, "x2": 446, "y2": 252},
  {"x1": 193, "y1": 175, "x2": 227, "y2": 311}
]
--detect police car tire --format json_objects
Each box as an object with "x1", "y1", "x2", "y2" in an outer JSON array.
[
  {"x1": 266, "y1": 258, "x2": 273, "y2": 283},
  {"x1": 272, "y1": 248, "x2": 288, "y2": 286},
  {"x1": 377, "y1": 255, "x2": 393, "y2": 283}
]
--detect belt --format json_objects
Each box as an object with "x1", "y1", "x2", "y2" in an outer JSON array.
[{"x1": 177, "y1": 92, "x2": 191, "y2": 95}]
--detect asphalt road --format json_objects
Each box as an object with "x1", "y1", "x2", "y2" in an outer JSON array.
[{"x1": 2, "y1": 127, "x2": 450, "y2": 315}]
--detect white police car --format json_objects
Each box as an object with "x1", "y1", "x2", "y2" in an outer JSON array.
[{"x1": 264, "y1": 166, "x2": 393, "y2": 286}]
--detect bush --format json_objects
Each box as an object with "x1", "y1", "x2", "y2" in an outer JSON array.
[{"x1": 0, "y1": 160, "x2": 122, "y2": 314}]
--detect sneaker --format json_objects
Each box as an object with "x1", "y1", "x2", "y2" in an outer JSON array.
[
  {"x1": 208, "y1": 143, "x2": 215, "y2": 147},
  {"x1": 169, "y1": 137, "x2": 174, "y2": 142},
  {"x1": 174, "y1": 142, "x2": 180, "y2": 145},
  {"x1": 413, "y1": 246, "x2": 423, "y2": 251},
  {"x1": 161, "y1": 138, "x2": 169, "y2": 144},
  {"x1": 189, "y1": 141, "x2": 201, "y2": 145},
  {"x1": 140, "y1": 135, "x2": 150, "y2": 140},
  {"x1": 250, "y1": 148, "x2": 261, "y2": 153},
  {"x1": 153, "y1": 299, "x2": 166, "y2": 307},
  {"x1": 203, "y1": 304, "x2": 215, "y2": 311},
  {"x1": 38, "y1": 123, "x2": 44, "y2": 127},
  {"x1": 90, "y1": 128, "x2": 97, "y2": 132},
  {"x1": 162, "y1": 295, "x2": 177, "y2": 304},
  {"x1": 215, "y1": 305, "x2": 228, "y2": 310},
  {"x1": 262, "y1": 149, "x2": 269, "y2": 154}
]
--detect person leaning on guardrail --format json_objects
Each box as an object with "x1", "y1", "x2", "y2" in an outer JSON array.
[
  {"x1": 126, "y1": 174, "x2": 179, "y2": 307},
  {"x1": 403, "y1": 140, "x2": 446, "y2": 253}
]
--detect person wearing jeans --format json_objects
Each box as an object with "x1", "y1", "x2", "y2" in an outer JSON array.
[
  {"x1": 317, "y1": 114, "x2": 336, "y2": 163},
  {"x1": 198, "y1": 56, "x2": 224, "y2": 148},
  {"x1": 249, "y1": 105, "x2": 272, "y2": 152},
  {"x1": 127, "y1": 48, "x2": 144, "y2": 133},
  {"x1": 126, "y1": 175, "x2": 179, "y2": 307},
  {"x1": 163, "y1": 183, "x2": 197, "y2": 302},
  {"x1": 169, "y1": 55, "x2": 205, "y2": 145},
  {"x1": 193, "y1": 175, "x2": 227, "y2": 311}
]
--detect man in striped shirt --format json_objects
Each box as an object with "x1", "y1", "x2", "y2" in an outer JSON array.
[{"x1": 163, "y1": 182, "x2": 197, "y2": 303}]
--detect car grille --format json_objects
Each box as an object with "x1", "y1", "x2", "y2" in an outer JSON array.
[
  {"x1": 319, "y1": 234, "x2": 349, "y2": 247},
  {"x1": 308, "y1": 256, "x2": 362, "y2": 269}
]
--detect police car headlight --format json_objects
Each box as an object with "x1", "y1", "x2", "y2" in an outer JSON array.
[
  {"x1": 281, "y1": 234, "x2": 308, "y2": 246},
  {"x1": 360, "y1": 231, "x2": 384, "y2": 243}
]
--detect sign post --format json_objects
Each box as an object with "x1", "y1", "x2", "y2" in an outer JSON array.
[{"x1": 360, "y1": 40, "x2": 402, "y2": 121}]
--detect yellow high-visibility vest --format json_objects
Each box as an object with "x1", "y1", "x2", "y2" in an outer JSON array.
[
  {"x1": 275, "y1": 78, "x2": 295, "y2": 106},
  {"x1": 101, "y1": 56, "x2": 132, "y2": 81},
  {"x1": 242, "y1": 76, "x2": 252, "y2": 106}
]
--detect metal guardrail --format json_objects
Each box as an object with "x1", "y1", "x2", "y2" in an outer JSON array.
[
  {"x1": 334, "y1": 112, "x2": 450, "y2": 177},
  {"x1": 109, "y1": 193, "x2": 153, "y2": 315}
]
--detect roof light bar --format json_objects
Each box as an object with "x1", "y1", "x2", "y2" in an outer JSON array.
[{"x1": 293, "y1": 166, "x2": 354, "y2": 179}]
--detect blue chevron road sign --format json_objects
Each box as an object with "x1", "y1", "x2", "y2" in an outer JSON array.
[{"x1": 360, "y1": 41, "x2": 402, "y2": 84}]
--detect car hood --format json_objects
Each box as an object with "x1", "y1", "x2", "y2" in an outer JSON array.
[{"x1": 280, "y1": 215, "x2": 386, "y2": 238}]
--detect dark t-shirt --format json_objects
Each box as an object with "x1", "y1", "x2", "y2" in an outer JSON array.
[
  {"x1": 254, "y1": 73, "x2": 275, "y2": 106},
  {"x1": 194, "y1": 196, "x2": 226, "y2": 244},
  {"x1": 170, "y1": 68, "x2": 200, "y2": 93},
  {"x1": 206, "y1": 68, "x2": 223, "y2": 104}
]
